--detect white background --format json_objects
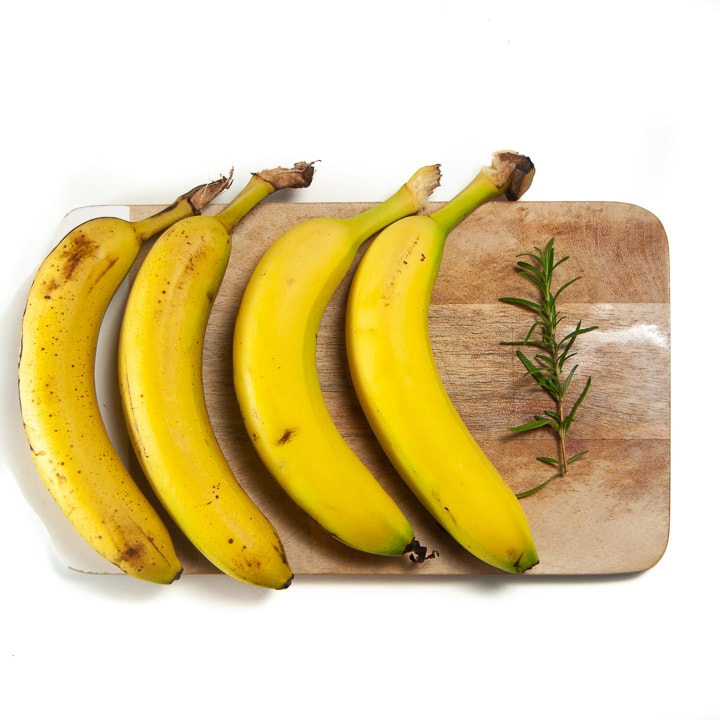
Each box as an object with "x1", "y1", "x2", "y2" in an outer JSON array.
[{"x1": 1, "y1": 1, "x2": 717, "y2": 718}]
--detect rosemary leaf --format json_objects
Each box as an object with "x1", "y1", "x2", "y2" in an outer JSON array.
[
  {"x1": 515, "y1": 473, "x2": 561, "y2": 499},
  {"x1": 536, "y1": 456, "x2": 561, "y2": 467},
  {"x1": 554, "y1": 276, "x2": 582, "y2": 300},
  {"x1": 509, "y1": 418, "x2": 552, "y2": 433},
  {"x1": 567, "y1": 450, "x2": 590, "y2": 465},
  {"x1": 565, "y1": 377, "x2": 593, "y2": 426},
  {"x1": 498, "y1": 296, "x2": 543, "y2": 313}
]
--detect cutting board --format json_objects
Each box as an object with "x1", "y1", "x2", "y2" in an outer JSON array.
[{"x1": 117, "y1": 199, "x2": 670, "y2": 577}]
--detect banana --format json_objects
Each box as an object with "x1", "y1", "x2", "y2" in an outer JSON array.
[
  {"x1": 345, "y1": 152, "x2": 540, "y2": 574},
  {"x1": 233, "y1": 165, "x2": 441, "y2": 557},
  {"x1": 18, "y1": 175, "x2": 231, "y2": 583},
  {"x1": 118, "y1": 163, "x2": 314, "y2": 589}
]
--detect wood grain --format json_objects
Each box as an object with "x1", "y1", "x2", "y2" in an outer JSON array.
[{"x1": 129, "y1": 200, "x2": 670, "y2": 576}]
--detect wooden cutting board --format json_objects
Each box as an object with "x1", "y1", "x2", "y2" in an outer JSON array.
[{"x1": 123, "y1": 199, "x2": 670, "y2": 577}]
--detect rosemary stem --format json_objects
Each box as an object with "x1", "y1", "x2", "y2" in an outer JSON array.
[
  {"x1": 557, "y1": 403, "x2": 568, "y2": 475},
  {"x1": 550, "y1": 335, "x2": 569, "y2": 476}
]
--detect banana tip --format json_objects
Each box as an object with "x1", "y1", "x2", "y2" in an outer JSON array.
[
  {"x1": 255, "y1": 161, "x2": 317, "y2": 191},
  {"x1": 404, "y1": 538, "x2": 440, "y2": 564},
  {"x1": 486, "y1": 151, "x2": 535, "y2": 201},
  {"x1": 186, "y1": 172, "x2": 234, "y2": 211}
]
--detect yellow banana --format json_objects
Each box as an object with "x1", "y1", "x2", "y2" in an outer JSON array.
[
  {"x1": 346, "y1": 151, "x2": 540, "y2": 574},
  {"x1": 118, "y1": 163, "x2": 314, "y2": 589},
  {"x1": 18, "y1": 175, "x2": 231, "y2": 583},
  {"x1": 233, "y1": 165, "x2": 441, "y2": 557}
]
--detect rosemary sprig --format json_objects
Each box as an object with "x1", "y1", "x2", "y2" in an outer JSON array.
[{"x1": 499, "y1": 238, "x2": 597, "y2": 498}]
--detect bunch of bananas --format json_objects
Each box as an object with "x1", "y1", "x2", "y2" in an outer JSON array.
[{"x1": 18, "y1": 151, "x2": 539, "y2": 589}]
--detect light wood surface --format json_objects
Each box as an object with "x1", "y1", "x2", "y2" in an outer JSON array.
[{"x1": 128, "y1": 199, "x2": 670, "y2": 576}]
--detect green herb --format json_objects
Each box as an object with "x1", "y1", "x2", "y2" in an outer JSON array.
[{"x1": 499, "y1": 238, "x2": 597, "y2": 498}]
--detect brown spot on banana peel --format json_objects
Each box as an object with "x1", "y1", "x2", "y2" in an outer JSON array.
[
  {"x1": 275, "y1": 428, "x2": 298, "y2": 445},
  {"x1": 87, "y1": 256, "x2": 119, "y2": 294},
  {"x1": 119, "y1": 544, "x2": 144, "y2": 560},
  {"x1": 58, "y1": 233, "x2": 100, "y2": 282},
  {"x1": 44, "y1": 234, "x2": 119, "y2": 298},
  {"x1": 42, "y1": 278, "x2": 61, "y2": 297}
]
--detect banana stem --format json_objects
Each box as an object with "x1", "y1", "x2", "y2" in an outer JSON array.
[
  {"x1": 214, "y1": 162, "x2": 316, "y2": 232},
  {"x1": 430, "y1": 151, "x2": 535, "y2": 235},
  {"x1": 131, "y1": 174, "x2": 233, "y2": 241},
  {"x1": 341, "y1": 164, "x2": 441, "y2": 241}
]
